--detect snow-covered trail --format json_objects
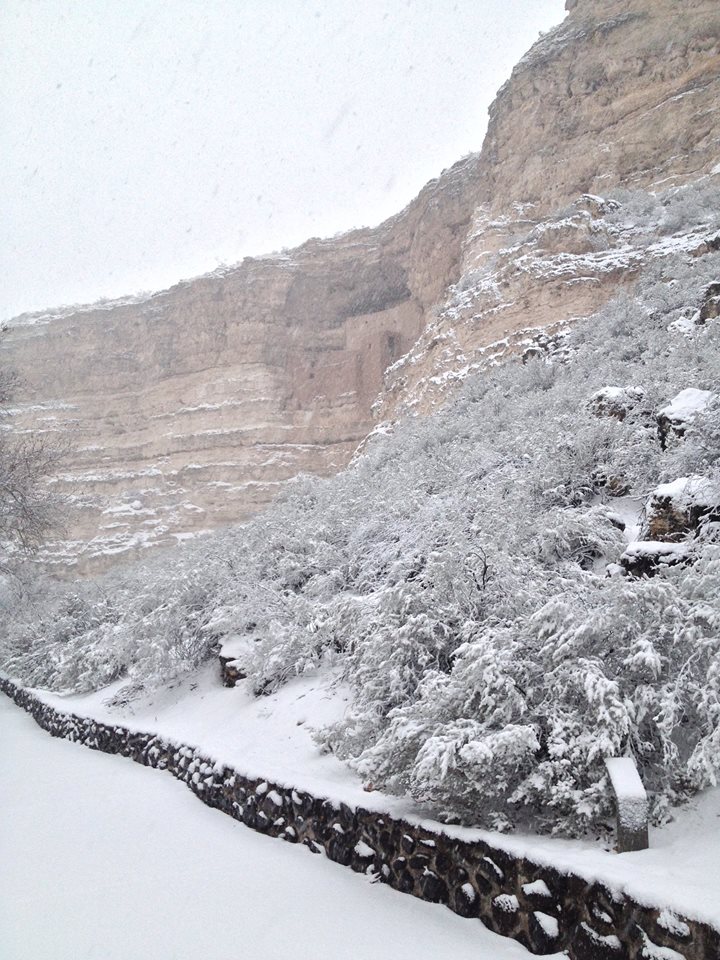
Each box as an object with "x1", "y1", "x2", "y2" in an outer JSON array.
[{"x1": 0, "y1": 697, "x2": 554, "y2": 960}]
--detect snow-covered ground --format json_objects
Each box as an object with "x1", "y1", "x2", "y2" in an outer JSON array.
[
  {"x1": 32, "y1": 664, "x2": 720, "y2": 930},
  {"x1": 0, "y1": 696, "x2": 558, "y2": 960}
]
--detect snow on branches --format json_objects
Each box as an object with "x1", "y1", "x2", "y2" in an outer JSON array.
[{"x1": 3, "y1": 183, "x2": 720, "y2": 837}]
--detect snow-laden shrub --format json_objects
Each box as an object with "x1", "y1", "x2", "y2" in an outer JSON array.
[
  {"x1": 354, "y1": 557, "x2": 720, "y2": 835},
  {"x1": 1, "y1": 556, "x2": 228, "y2": 696},
  {"x1": 605, "y1": 180, "x2": 720, "y2": 239},
  {"x1": 2, "y1": 188, "x2": 720, "y2": 837}
]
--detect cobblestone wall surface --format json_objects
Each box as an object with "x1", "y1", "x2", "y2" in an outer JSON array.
[{"x1": 2, "y1": 676, "x2": 717, "y2": 960}]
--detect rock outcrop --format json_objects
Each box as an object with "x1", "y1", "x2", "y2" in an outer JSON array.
[
  {"x1": 2, "y1": 158, "x2": 482, "y2": 570},
  {"x1": 657, "y1": 388, "x2": 716, "y2": 449},
  {"x1": 641, "y1": 475, "x2": 720, "y2": 543},
  {"x1": 3, "y1": 0, "x2": 719, "y2": 570},
  {"x1": 377, "y1": 0, "x2": 720, "y2": 415}
]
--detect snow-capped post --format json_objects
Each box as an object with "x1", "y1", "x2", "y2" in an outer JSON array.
[{"x1": 604, "y1": 757, "x2": 649, "y2": 853}]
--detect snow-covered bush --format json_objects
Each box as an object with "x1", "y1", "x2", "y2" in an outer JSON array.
[
  {"x1": 605, "y1": 181, "x2": 720, "y2": 238},
  {"x1": 2, "y1": 186, "x2": 720, "y2": 837},
  {"x1": 1, "y1": 553, "x2": 229, "y2": 696}
]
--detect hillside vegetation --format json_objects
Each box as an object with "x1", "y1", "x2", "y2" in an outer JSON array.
[{"x1": 2, "y1": 181, "x2": 720, "y2": 837}]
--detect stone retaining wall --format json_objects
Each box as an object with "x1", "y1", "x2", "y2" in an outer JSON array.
[{"x1": 2, "y1": 676, "x2": 718, "y2": 960}]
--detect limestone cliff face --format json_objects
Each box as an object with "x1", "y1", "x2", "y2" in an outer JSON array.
[
  {"x1": 378, "y1": 0, "x2": 720, "y2": 416},
  {"x1": 4, "y1": 0, "x2": 719, "y2": 570},
  {"x1": 488, "y1": 0, "x2": 719, "y2": 213},
  {"x1": 2, "y1": 156, "x2": 482, "y2": 569}
]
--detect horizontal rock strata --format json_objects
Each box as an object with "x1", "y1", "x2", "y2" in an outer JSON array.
[
  {"x1": 377, "y1": 0, "x2": 720, "y2": 415},
  {"x1": 2, "y1": 156, "x2": 481, "y2": 571},
  {"x1": 3, "y1": 0, "x2": 720, "y2": 569}
]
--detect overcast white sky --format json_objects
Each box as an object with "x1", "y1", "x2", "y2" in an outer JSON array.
[{"x1": 1, "y1": 0, "x2": 565, "y2": 321}]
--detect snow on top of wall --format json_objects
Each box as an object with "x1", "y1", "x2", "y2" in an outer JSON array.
[
  {"x1": 657, "y1": 910, "x2": 691, "y2": 939},
  {"x1": 533, "y1": 912, "x2": 560, "y2": 939},
  {"x1": 26, "y1": 663, "x2": 720, "y2": 928},
  {"x1": 522, "y1": 878, "x2": 552, "y2": 898}
]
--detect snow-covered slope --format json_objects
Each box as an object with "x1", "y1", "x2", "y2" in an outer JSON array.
[
  {"x1": 25, "y1": 666, "x2": 720, "y2": 932},
  {"x1": 4, "y1": 208, "x2": 720, "y2": 852},
  {"x1": 2, "y1": 695, "x2": 555, "y2": 960}
]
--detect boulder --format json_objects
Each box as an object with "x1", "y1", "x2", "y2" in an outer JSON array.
[
  {"x1": 619, "y1": 540, "x2": 690, "y2": 578},
  {"x1": 588, "y1": 386, "x2": 645, "y2": 421},
  {"x1": 657, "y1": 388, "x2": 714, "y2": 448},
  {"x1": 698, "y1": 281, "x2": 720, "y2": 324},
  {"x1": 219, "y1": 656, "x2": 246, "y2": 687},
  {"x1": 218, "y1": 635, "x2": 257, "y2": 687},
  {"x1": 640, "y1": 475, "x2": 719, "y2": 542}
]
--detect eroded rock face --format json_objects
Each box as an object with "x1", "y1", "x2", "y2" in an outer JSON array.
[
  {"x1": 377, "y1": 0, "x2": 720, "y2": 416},
  {"x1": 2, "y1": 157, "x2": 482, "y2": 570},
  {"x1": 488, "y1": 0, "x2": 720, "y2": 214},
  {"x1": 3, "y1": 0, "x2": 719, "y2": 570}
]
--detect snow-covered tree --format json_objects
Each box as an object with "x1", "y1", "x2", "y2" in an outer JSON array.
[{"x1": 0, "y1": 367, "x2": 64, "y2": 574}]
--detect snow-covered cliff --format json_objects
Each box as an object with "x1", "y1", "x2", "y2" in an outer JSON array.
[{"x1": 2, "y1": 0, "x2": 719, "y2": 569}]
